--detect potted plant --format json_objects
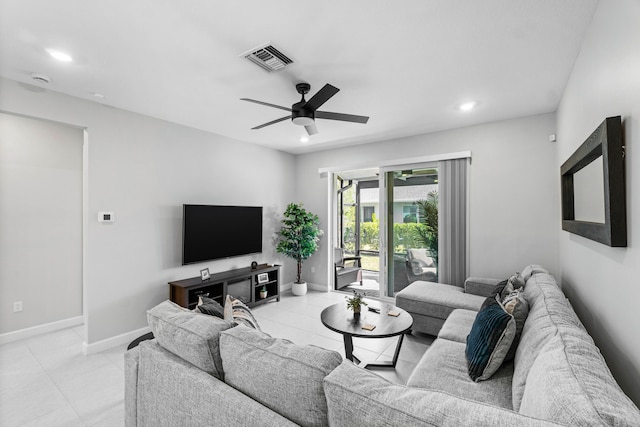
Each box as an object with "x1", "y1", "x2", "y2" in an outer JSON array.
[
  {"x1": 276, "y1": 202, "x2": 323, "y2": 296},
  {"x1": 345, "y1": 290, "x2": 368, "y2": 320},
  {"x1": 259, "y1": 286, "x2": 268, "y2": 299}
]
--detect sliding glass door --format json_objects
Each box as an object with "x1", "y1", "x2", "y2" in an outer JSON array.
[
  {"x1": 383, "y1": 167, "x2": 439, "y2": 297},
  {"x1": 334, "y1": 165, "x2": 440, "y2": 298}
]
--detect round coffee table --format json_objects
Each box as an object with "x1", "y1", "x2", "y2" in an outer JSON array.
[{"x1": 320, "y1": 300, "x2": 413, "y2": 369}]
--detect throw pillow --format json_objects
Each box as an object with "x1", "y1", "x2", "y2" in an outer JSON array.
[
  {"x1": 224, "y1": 295, "x2": 261, "y2": 331},
  {"x1": 196, "y1": 295, "x2": 224, "y2": 318},
  {"x1": 502, "y1": 289, "x2": 529, "y2": 361},
  {"x1": 507, "y1": 272, "x2": 525, "y2": 290},
  {"x1": 466, "y1": 296, "x2": 516, "y2": 382},
  {"x1": 487, "y1": 279, "x2": 513, "y2": 301}
]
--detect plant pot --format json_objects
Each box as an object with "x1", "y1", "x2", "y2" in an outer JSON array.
[
  {"x1": 353, "y1": 306, "x2": 361, "y2": 320},
  {"x1": 291, "y1": 281, "x2": 307, "y2": 296},
  {"x1": 259, "y1": 291, "x2": 268, "y2": 299}
]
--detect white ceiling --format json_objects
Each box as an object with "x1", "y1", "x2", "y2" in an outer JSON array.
[{"x1": 0, "y1": 0, "x2": 598, "y2": 154}]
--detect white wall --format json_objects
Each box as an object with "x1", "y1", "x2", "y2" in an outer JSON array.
[
  {"x1": 0, "y1": 78, "x2": 296, "y2": 345},
  {"x1": 556, "y1": 0, "x2": 640, "y2": 405},
  {"x1": 0, "y1": 113, "x2": 83, "y2": 333},
  {"x1": 294, "y1": 113, "x2": 559, "y2": 287}
]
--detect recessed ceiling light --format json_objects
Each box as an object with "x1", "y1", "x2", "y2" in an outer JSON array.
[
  {"x1": 47, "y1": 49, "x2": 73, "y2": 62},
  {"x1": 91, "y1": 92, "x2": 104, "y2": 99},
  {"x1": 300, "y1": 136, "x2": 309, "y2": 143},
  {"x1": 458, "y1": 101, "x2": 477, "y2": 112}
]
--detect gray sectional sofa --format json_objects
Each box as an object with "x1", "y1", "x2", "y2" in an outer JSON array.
[{"x1": 125, "y1": 266, "x2": 640, "y2": 426}]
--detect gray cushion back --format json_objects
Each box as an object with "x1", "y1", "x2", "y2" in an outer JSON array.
[
  {"x1": 513, "y1": 273, "x2": 640, "y2": 424},
  {"x1": 519, "y1": 327, "x2": 640, "y2": 425},
  {"x1": 147, "y1": 300, "x2": 233, "y2": 380},
  {"x1": 512, "y1": 272, "x2": 574, "y2": 408},
  {"x1": 220, "y1": 324, "x2": 342, "y2": 427}
]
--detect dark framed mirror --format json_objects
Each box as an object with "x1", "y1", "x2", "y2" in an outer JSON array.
[{"x1": 561, "y1": 116, "x2": 626, "y2": 247}]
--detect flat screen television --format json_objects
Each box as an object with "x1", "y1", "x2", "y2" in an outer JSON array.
[{"x1": 182, "y1": 204, "x2": 263, "y2": 265}]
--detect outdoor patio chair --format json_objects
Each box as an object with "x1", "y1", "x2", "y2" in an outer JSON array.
[
  {"x1": 406, "y1": 248, "x2": 438, "y2": 282},
  {"x1": 334, "y1": 247, "x2": 363, "y2": 289}
]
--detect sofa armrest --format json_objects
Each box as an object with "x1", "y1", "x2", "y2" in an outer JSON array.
[
  {"x1": 124, "y1": 346, "x2": 140, "y2": 427},
  {"x1": 464, "y1": 277, "x2": 502, "y2": 297},
  {"x1": 342, "y1": 256, "x2": 361, "y2": 267}
]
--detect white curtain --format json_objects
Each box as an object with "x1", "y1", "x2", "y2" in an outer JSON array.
[{"x1": 438, "y1": 158, "x2": 468, "y2": 285}]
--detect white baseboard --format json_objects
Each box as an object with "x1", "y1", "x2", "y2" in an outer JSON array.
[
  {"x1": 307, "y1": 282, "x2": 328, "y2": 292},
  {"x1": 82, "y1": 325, "x2": 151, "y2": 355},
  {"x1": 281, "y1": 282, "x2": 328, "y2": 292},
  {"x1": 0, "y1": 315, "x2": 83, "y2": 345}
]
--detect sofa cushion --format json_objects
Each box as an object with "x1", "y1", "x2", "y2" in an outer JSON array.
[
  {"x1": 408, "y1": 339, "x2": 513, "y2": 409},
  {"x1": 519, "y1": 332, "x2": 640, "y2": 426},
  {"x1": 512, "y1": 272, "x2": 581, "y2": 409},
  {"x1": 466, "y1": 297, "x2": 516, "y2": 382},
  {"x1": 521, "y1": 264, "x2": 548, "y2": 282},
  {"x1": 147, "y1": 300, "x2": 233, "y2": 380},
  {"x1": 220, "y1": 324, "x2": 342, "y2": 427},
  {"x1": 437, "y1": 309, "x2": 477, "y2": 343},
  {"x1": 324, "y1": 361, "x2": 551, "y2": 426},
  {"x1": 135, "y1": 340, "x2": 298, "y2": 427},
  {"x1": 395, "y1": 281, "x2": 485, "y2": 320}
]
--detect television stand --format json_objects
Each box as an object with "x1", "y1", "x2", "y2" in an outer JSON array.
[{"x1": 169, "y1": 264, "x2": 280, "y2": 310}]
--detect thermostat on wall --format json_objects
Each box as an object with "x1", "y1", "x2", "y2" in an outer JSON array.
[{"x1": 98, "y1": 212, "x2": 115, "y2": 223}]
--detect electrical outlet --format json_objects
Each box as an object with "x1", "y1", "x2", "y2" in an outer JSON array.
[
  {"x1": 13, "y1": 301, "x2": 22, "y2": 312},
  {"x1": 311, "y1": 266, "x2": 315, "y2": 273}
]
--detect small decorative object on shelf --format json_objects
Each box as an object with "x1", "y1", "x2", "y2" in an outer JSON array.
[
  {"x1": 251, "y1": 261, "x2": 258, "y2": 270},
  {"x1": 345, "y1": 290, "x2": 368, "y2": 320},
  {"x1": 200, "y1": 268, "x2": 210, "y2": 281},
  {"x1": 259, "y1": 286, "x2": 268, "y2": 299},
  {"x1": 257, "y1": 272, "x2": 269, "y2": 284}
]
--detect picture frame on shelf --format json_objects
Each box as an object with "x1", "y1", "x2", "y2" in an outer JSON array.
[
  {"x1": 200, "y1": 268, "x2": 210, "y2": 281},
  {"x1": 257, "y1": 273, "x2": 269, "y2": 284}
]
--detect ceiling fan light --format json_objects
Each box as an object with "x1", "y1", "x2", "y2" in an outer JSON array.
[{"x1": 292, "y1": 116, "x2": 314, "y2": 126}]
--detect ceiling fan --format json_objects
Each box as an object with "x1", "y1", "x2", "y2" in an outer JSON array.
[{"x1": 240, "y1": 83, "x2": 369, "y2": 136}]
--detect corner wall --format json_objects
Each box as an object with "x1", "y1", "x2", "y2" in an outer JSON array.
[
  {"x1": 0, "y1": 78, "x2": 296, "y2": 345},
  {"x1": 556, "y1": 0, "x2": 640, "y2": 405},
  {"x1": 294, "y1": 113, "x2": 559, "y2": 288}
]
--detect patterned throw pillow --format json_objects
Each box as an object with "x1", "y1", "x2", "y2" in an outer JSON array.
[
  {"x1": 466, "y1": 296, "x2": 516, "y2": 382},
  {"x1": 502, "y1": 289, "x2": 529, "y2": 361},
  {"x1": 507, "y1": 272, "x2": 525, "y2": 290},
  {"x1": 224, "y1": 295, "x2": 261, "y2": 331},
  {"x1": 196, "y1": 295, "x2": 225, "y2": 319},
  {"x1": 487, "y1": 279, "x2": 513, "y2": 301}
]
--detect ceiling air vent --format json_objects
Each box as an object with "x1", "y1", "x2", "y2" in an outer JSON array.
[{"x1": 241, "y1": 43, "x2": 294, "y2": 72}]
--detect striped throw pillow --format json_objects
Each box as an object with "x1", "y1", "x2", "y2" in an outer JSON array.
[{"x1": 224, "y1": 295, "x2": 261, "y2": 331}]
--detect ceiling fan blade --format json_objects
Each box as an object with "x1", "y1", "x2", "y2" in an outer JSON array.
[
  {"x1": 302, "y1": 84, "x2": 339, "y2": 111},
  {"x1": 315, "y1": 110, "x2": 369, "y2": 124},
  {"x1": 240, "y1": 98, "x2": 291, "y2": 112},
  {"x1": 305, "y1": 123, "x2": 318, "y2": 136},
  {"x1": 251, "y1": 115, "x2": 292, "y2": 130}
]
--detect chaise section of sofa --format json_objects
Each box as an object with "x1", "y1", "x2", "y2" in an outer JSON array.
[
  {"x1": 389, "y1": 266, "x2": 640, "y2": 426},
  {"x1": 395, "y1": 281, "x2": 488, "y2": 335}
]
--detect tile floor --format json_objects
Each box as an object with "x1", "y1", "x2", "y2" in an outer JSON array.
[{"x1": 0, "y1": 289, "x2": 433, "y2": 426}]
